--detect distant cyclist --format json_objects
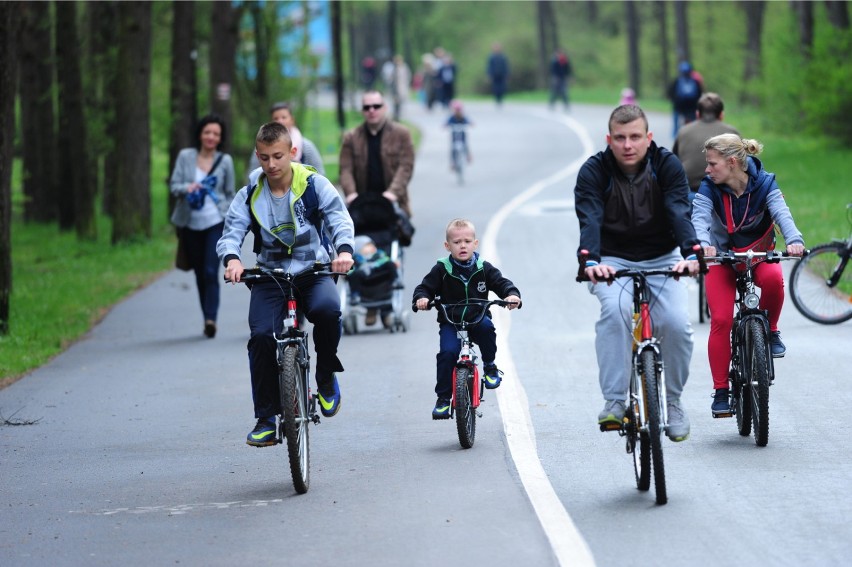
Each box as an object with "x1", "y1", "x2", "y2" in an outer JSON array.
[{"x1": 446, "y1": 100, "x2": 472, "y2": 173}]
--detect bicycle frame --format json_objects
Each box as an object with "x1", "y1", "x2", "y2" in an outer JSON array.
[
  {"x1": 451, "y1": 327, "x2": 482, "y2": 411},
  {"x1": 628, "y1": 276, "x2": 668, "y2": 436},
  {"x1": 274, "y1": 283, "x2": 319, "y2": 425}
]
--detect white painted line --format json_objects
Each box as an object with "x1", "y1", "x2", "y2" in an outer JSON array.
[{"x1": 483, "y1": 111, "x2": 597, "y2": 567}]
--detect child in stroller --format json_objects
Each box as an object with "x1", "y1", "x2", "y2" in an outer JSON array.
[{"x1": 342, "y1": 194, "x2": 408, "y2": 333}]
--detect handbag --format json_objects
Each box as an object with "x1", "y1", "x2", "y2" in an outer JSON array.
[{"x1": 175, "y1": 229, "x2": 191, "y2": 271}]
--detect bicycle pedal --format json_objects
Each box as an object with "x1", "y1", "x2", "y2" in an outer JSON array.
[
  {"x1": 712, "y1": 411, "x2": 733, "y2": 419},
  {"x1": 599, "y1": 422, "x2": 622, "y2": 432}
]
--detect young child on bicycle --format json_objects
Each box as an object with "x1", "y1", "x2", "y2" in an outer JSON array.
[
  {"x1": 691, "y1": 133, "x2": 805, "y2": 415},
  {"x1": 445, "y1": 100, "x2": 472, "y2": 172},
  {"x1": 217, "y1": 121, "x2": 355, "y2": 447},
  {"x1": 412, "y1": 218, "x2": 521, "y2": 419}
]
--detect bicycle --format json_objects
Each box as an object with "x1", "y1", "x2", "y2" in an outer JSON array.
[
  {"x1": 576, "y1": 247, "x2": 706, "y2": 505},
  {"x1": 705, "y1": 250, "x2": 800, "y2": 447},
  {"x1": 789, "y1": 203, "x2": 852, "y2": 325},
  {"x1": 429, "y1": 297, "x2": 516, "y2": 449},
  {"x1": 238, "y1": 263, "x2": 345, "y2": 494}
]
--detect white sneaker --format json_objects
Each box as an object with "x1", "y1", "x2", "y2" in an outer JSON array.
[{"x1": 666, "y1": 399, "x2": 690, "y2": 442}]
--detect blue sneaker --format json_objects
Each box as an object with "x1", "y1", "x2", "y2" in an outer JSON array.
[
  {"x1": 246, "y1": 417, "x2": 277, "y2": 447},
  {"x1": 711, "y1": 388, "x2": 731, "y2": 416},
  {"x1": 432, "y1": 397, "x2": 451, "y2": 420},
  {"x1": 317, "y1": 375, "x2": 341, "y2": 417},
  {"x1": 483, "y1": 363, "x2": 502, "y2": 389},
  {"x1": 770, "y1": 331, "x2": 786, "y2": 358}
]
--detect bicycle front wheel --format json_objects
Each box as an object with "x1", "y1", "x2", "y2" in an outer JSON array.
[
  {"x1": 640, "y1": 349, "x2": 667, "y2": 505},
  {"x1": 789, "y1": 243, "x2": 852, "y2": 325},
  {"x1": 280, "y1": 345, "x2": 310, "y2": 493},
  {"x1": 454, "y1": 367, "x2": 476, "y2": 449},
  {"x1": 744, "y1": 319, "x2": 771, "y2": 447},
  {"x1": 627, "y1": 393, "x2": 650, "y2": 492}
]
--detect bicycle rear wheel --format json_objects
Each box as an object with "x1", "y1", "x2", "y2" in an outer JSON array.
[
  {"x1": 280, "y1": 345, "x2": 310, "y2": 493},
  {"x1": 789, "y1": 243, "x2": 852, "y2": 325},
  {"x1": 454, "y1": 367, "x2": 476, "y2": 449},
  {"x1": 640, "y1": 349, "x2": 667, "y2": 505},
  {"x1": 745, "y1": 319, "x2": 771, "y2": 447}
]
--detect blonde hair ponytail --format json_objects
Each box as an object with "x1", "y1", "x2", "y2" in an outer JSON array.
[{"x1": 704, "y1": 133, "x2": 763, "y2": 171}]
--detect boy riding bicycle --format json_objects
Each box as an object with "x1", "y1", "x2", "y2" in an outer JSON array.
[
  {"x1": 446, "y1": 100, "x2": 472, "y2": 172},
  {"x1": 217, "y1": 121, "x2": 355, "y2": 447},
  {"x1": 412, "y1": 219, "x2": 521, "y2": 419}
]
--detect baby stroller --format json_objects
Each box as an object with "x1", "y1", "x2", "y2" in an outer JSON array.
[{"x1": 340, "y1": 194, "x2": 409, "y2": 334}]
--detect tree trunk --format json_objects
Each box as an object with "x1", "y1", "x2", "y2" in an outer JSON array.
[
  {"x1": 825, "y1": 1, "x2": 850, "y2": 29},
  {"x1": 112, "y1": 1, "x2": 152, "y2": 244},
  {"x1": 18, "y1": 1, "x2": 57, "y2": 223},
  {"x1": 537, "y1": 1, "x2": 551, "y2": 89},
  {"x1": 0, "y1": 2, "x2": 19, "y2": 335},
  {"x1": 210, "y1": 2, "x2": 241, "y2": 152},
  {"x1": 656, "y1": 1, "x2": 670, "y2": 97},
  {"x1": 388, "y1": 0, "x2": 397, "y2": 56},
  {"x1": 56, "y1": 1, "x2": 94, "y2": 238},
  {"x1": 626, "y1": 1, "x2": 641, "y2": 98},
  {"x1": 332, "y1": 0, "x2": 346, "y2": 131},
  {"x1": 741, "y1": 0, "x2": 766, "y2": 106},
  {"x1": 674, "y1": 0, "x2": 691, "y2": 64},
  {"x1": 793, "y1": 1, "x2": 814, "y2": 60},
  {"x1": 169, "y1": 1, "x2": 196, "y2": 222}
]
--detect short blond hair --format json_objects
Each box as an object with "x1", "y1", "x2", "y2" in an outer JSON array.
[{"x1": 445, "y1": 218, "x2": 476, "y2": 240}]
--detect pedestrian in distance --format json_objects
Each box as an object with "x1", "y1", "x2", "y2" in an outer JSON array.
[
  {"x1": 691, "y1": 133, "x2": 805, "y2": 415},
  {"x1": 169, "y1": 114, "x2": 236, "y2": 339},
  {"x1": 247, "y1": 101, "x2": 325, "y2": 182},
  {"x1": 574, "y1": 104, "x2": 701, "y2": 442},
  {"x1": 549, "y1": 48, "x2": 573, "y2": 110},
  {"x1": 388, "y1": 54, "x2": 412, "y2": 122},
  {"x1": 669, "y1": 61, "x2": 703, "y2": 137},
  {"x1": 672, "y1": 92, "x2": 740, "y2": 196},
  {"x1": 486, "y1": 42, "x2": 510, "y2": 107},
  {"x1": 412, "y1": 219, "x2": 521, "y2": 419},
  {"x1": 217, "y1": 121, "x2": 355, "y2": 447}
]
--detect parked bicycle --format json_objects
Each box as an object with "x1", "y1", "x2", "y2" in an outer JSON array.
[
  {"x1": 789, "y1": 203, "x2": 852, "y2": 325},
  {"x1": 705, "y1": 250, "x2": 800, "y2": 447},
  {"x1": 430, "y1": 297, "x2": 516, "y2": 449},
  {"x1": 239, "y1": 263, "x2": 345, "y2": 494},
  {"x1": 577, "y1": 247, "x2": 705, "y2": 505}
]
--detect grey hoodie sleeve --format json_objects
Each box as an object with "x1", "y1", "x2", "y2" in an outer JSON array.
[
  {"x1": 691, "y1": 192, "x2": 715, "y2": 248},
  {"x1": 216, "y1": 187, "x2": 252, "y2": 266},
  {"x1": 766, "y1": 188, "x2": 804, "y2": 246},
  {"x1": 313, "y1": 175, "x2": 355, "y2": 255}
]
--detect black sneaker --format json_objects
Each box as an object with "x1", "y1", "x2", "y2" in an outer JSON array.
[
  {"x1": 483, "y1": 363, "x2": 502, "y2": 389},
  {"x1": 770, "y1": 331, "x2": 786, "y2": 358},
  {"x1": 711, "y1": 388, "x2": 731, "y2": 415},
  {"x1": 432, "y1": 398, "x2": 451, "y2": 420},
  {"x1": 246, "y1": 417, "x2": 277, "y2": 447}
]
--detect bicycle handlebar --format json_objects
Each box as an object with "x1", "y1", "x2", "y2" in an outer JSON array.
[
  {"x1": 427, "y1": 297, "x2": 519, "y2": 328},
  {"x1": 229, "y1": 263, "x2": 348, "y2": 284},
  {"x1": 704, "y1": 250, "x2": 807, "y2": 265},
  {"x1": 575, "y1": 244, "x2": 707, "y2": 283}
]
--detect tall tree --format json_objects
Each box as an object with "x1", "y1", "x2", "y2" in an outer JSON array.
[
  {"x1": 626, "y1": 1, "x2": 641, "y2": 97},
  {"x1": 825, "y1": 1, "x2": 850, "y2": 29},
  {"x1": 332, "y1": 0, "x2": 346, "y2": 131},
  {"x1": 112, "y1": 1, "x2": 152, "y2": 244},
  {"x1": 793, "y1": 1, "x2": 814, "y2": 60},
  {"x1": 656, "y1": 1, "x2": 670, "y2": 97},
  {"x1": 210, "y1": 2, "x2": 242, "y2": 151},
  {"x1": 18, "y1": 1, "x2": 57, "y2": 223},
  {"x1": 388, "y1": 0, "x2": 397, "y2": 57},
  {"x1": 0, "y1": 2, "x2": 18, "y2": 335},
  {"x1": 169, "y1": 1, "x2": 197, "y2": 222},
  {"x1": 674, "y1": 0, "x2": 691, "y2": 63},
  {"x1": 537, "y1": 1, "x2": 554, "y2": 89},
  {"x1": 55, "y1": 0, "x2": 95, "y2": 239},
  {"x1": 741, "y1": 1, "x2": 766, "y2": 106}
]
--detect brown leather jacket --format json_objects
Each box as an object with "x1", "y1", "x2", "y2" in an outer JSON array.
[{"x1": 339, "y1": 120, "x2": 415, "y2": 217}]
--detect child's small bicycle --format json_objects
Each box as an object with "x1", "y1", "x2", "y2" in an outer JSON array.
[{"x1": 430, "y1": 297, "x2": 516, "y2": 449}]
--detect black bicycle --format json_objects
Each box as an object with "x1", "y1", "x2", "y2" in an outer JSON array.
[
  {"x1": 706, "y1": 250, "x2": 800, "y2": 447},
  {"x1": 577, "y1": 247, "x2": 705, "y2": 505},
  {"x1": 239, "y1": 263, "x2": 344, "y2": 494},
  {"x1": 789, "y1": 203, "x2": 852, "y2": 325}
]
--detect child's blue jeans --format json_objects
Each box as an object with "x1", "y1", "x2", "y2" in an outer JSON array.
[{"x1": 435, "y1": 318, "x2": 497, "y2": 399}]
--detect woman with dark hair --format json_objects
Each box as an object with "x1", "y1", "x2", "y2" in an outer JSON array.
[{"x1": 170, "y1": 114, "x2": 236, "y2": 338}]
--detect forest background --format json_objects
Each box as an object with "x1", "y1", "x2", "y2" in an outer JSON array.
[{"x1": 1, "y1": 0, "x2": 850, "y2": 383}]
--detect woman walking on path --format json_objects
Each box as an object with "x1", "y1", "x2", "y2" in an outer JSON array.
[{"x1": 170, "y1": 114, "x2": 236, "y2": 338}]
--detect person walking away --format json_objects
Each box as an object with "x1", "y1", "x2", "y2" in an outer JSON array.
[
  {"x1": 669, "y1": 61, "x2": 702, "y2": 137},
  {"x1": 339, "y1": 90, "x2": 415, "y2": 327},
  {"x1": 486, "y1": 42, "x2": 510, "y2": 107},
  {"x1": 439, "y1": 54, "x2": 457, "y2": 109},
  {"x1": 673, "y1": 92, "x2": 740, "y2": 199},
  {"x1": 170, "y1": 114, "x2": 236, "y2": 338},
  {"x1": 691, "y1": 134, "x2": 805, "y2": 416},
  {"x1": 412, "y1": 219, "x2": 521, "y2": 419},
  {"x1": 247, "y1": 102, "x2": 325, "y2": 182},
  {"x1": 389, "y1": 55, "x2": 411, "y2": 122},
  {"x1": 549, "y1": 48, "x2": 573, "y2": 110},
  {"x1": 218, "y1": 121, "x2": 355, "y2": 446},
  {"x1": 574, "y1": 104, "x2": 700, "y2": 442}
]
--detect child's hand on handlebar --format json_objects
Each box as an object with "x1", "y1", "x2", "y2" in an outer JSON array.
[
  {"x1": 503, "y1": 295, "x2": 521, "y2": 310},
  {"x1": 414, "y1": 297, "x2": 430, "y2": 311}
]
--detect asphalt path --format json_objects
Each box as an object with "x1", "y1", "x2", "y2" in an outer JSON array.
[{"x1": 2, "y1": 97, "x2": 851, "y2": 567}]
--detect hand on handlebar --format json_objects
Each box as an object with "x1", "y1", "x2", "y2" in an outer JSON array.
[
  {"x1": 332, "y1": 252, "x2": 354, "y2": 274},
  {"x1": 584, "y1": 263, "x2": 617, "y2": 285},
  {"x1": 414, "y1": 297, "x2": 430, "y2": 311},
  {"x1": 671, "y1": 258, "x2": 700, "y2": 279},
  {"x1": 224, "y1": 259, "x2": 245, "y2": 283},
  {"x1": 786, "y1": 243, "x2": 805, "y2": 257},
  {"x1": 503, "y1": 295, "x2": 521, "y2": 310}
]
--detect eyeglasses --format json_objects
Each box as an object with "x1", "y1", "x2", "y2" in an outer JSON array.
[{"x1": 362, "y1": 103, "x2": 384, "y2": 111}]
